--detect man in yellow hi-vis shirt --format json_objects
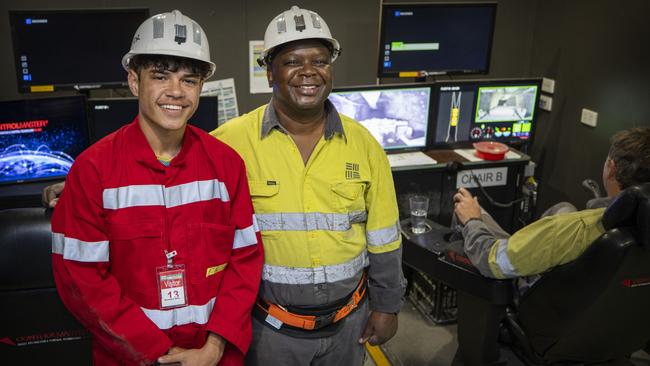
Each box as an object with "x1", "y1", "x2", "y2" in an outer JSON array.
[{"x1": 213, "y1": 6, "x2": 405, "y2": 365}]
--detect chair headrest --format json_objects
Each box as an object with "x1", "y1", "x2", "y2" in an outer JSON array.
[{"x1": 603, "y1": 182, "x2": 650, "y2": 245}]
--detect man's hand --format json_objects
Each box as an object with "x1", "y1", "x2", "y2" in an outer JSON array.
[
  {"x1": 158, "y1": 333, "x2": 225, "y2": 366},
  {"x1": 453, "y1": 187, "x2": 482, "y2": 225},
  {"x1": 42, "y1": 181, "x2": 65, "y2": 208},
  {"x1": 358, "y1": 311, "x2": 398, "y2": 346},
  {"x1": 168, "y1": 346, "x2": 188, "y2": 355}
]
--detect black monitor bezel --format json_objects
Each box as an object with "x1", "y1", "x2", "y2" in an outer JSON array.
[
  {"x1": 0, "y1": 95, "x2": 90, "y2": 186},
  {"x1": 331, "y1": 82, "x2": 436, "y2": 153},
  {"x1": 9, "y1": 8, "x2": 149, "y2": 93},
  {"x1": 377, "y1": 2, "x2": 497, "y2": 78},
  {"x1": 427, "y1": 77, "x2": 543, "y2": 150},
  {"x1": 87, "y1": 96, "x2": 220, "y2": 143}
]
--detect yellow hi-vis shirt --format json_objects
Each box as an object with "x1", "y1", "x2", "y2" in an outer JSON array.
[
  {"x1": 212, "y1": 102, "x2": 404, "y2": 311},
  {"x1": 487, "y1": 208, "x2": 606, "y2": 278}
]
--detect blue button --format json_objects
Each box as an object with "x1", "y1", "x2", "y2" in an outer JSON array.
[
  {"x1": 384, "y1": 61, "x2": 392, "y2": 68},
  {"x1": 25, "y1": 18, "x2": 32, "y2": 25},
  {"x1": 394, "y1": 11, "x2": 400, "y2": 16}
]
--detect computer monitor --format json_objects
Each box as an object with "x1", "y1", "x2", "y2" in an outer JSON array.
[
  {"x1": 9, "y1": 8, "x2": 149, "y2": 93},
  {"x1": 430, "y1": 78, "x2": 542, "y2": 147},
  {"x1": 0, "y1": 96, "x2": 89, "y2": 185},
  {"x1": 329, "y1": 84, "x2": 432, "y2": 151},
  {"x1": 88, "y1": 96, "x2": 219, "y2": 142},
  {"x1": 378, "y1": 2, "x2": 496, "y2": 78}
]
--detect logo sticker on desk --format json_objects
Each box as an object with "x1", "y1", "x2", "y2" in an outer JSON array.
[{"x1": 456, "y1": 167, "x2": 508, "y2": 189}]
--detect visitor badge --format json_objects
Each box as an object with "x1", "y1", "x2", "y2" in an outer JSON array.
[{"x1": 157, "y1": 264, "x2": 188, "y2": 309}]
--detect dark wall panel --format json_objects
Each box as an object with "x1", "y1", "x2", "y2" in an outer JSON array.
[{"x1": 528, "y1": 0, "x2": 650, "y2": 211}]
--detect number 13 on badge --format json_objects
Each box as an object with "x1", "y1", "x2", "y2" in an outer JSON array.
[{"x1": 157, "y1": 265, "x2": 188, "y2": 309}]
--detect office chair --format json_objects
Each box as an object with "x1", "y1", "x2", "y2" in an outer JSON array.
[{"x1": 503, "y1": 182, "x2": 650, "y2": 365}]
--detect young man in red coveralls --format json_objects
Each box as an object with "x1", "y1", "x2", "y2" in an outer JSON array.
[{"x1": 51, "y1": 10, "x2": 263, "y2": 366}]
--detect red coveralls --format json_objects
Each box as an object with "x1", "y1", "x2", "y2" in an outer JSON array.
[{"x1": 52, "y1": 119, "x2": 264, "y2": 365}]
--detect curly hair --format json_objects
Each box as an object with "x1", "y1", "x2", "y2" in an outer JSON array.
[
  {"x1": 608, "y1": 127, "x2": 650, "y2": 189},
  {"x1": 128, "y1": 54, "x2": 212, "y2": 79}
]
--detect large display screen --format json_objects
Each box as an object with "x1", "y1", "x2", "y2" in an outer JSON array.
[
  {"x1": 431, "y1": 79, "x2": 541, "y2": 147},
  {"x1": 329, "y1": 85, "x2": 432, "y2": 151},
  {"x1": 0, "y1": 96, "x2": 89, "y2": 184},
  {"x1": 9, "y1": 8, "x2": 148, "y2": 93},
  {"x1": 88, "y1": 96, "x2": 219, "y2": 142},
  {"x1": 378, "y1": 3, "x2": 496, "y2": 77}
]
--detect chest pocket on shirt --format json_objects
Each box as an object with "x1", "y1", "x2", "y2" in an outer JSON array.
[
  {"x1": 187, "y1": 223, "x2": 235, "y2": 287},
  {"x1": 107, "y1": 221, "x2": 163, "y2": 297},
  {"x1": 331, "y1": 181, "x2": 367, "y2": 213},
  {"x1": 248, "y1": 180, "x2": 280, "y2": 213}
]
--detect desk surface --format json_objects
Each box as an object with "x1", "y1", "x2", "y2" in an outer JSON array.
[{"x1": 390, "y1": 148, "x2": 530, "y2": 172}]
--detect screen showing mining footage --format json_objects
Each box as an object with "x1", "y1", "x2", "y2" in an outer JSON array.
[{"x1": 329, "y1": 86, "x2": 431, "y2": 151}]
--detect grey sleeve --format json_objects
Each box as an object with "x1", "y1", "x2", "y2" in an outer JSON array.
[
  {"x1": 367, "y1": 247, "x2": 407, "y2": 313},
  {"x1": 461, "y1": 220, "x2": 503, "y2": 278},
  {"x1": 586, "y1": 197, "x2": 613, "y2": 209}
]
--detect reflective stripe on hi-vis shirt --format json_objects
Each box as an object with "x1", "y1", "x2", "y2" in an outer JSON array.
[
  {"x1": 494, "y1": 239, "x2": 518, "y2": 277},
  {"x1": 255, "y1": 211, "x2": 367, "y2": 232},
  {"x1": 142, "y1": 297, "x2": 216, "y2": 330},
  {"x1": 233, "y1": 221, "x2": 258, "y2": 249},
  {"x1": 252, "y1": 214, "x2": 260, "y2": 232},
  {"x1": 262, "y1": 251, "x2": 368, "y2": 284},
  {"x1": 52, "y1": 232, "x2": 110, "y2": 262},
  {"x1": 366, "y1": 222, "x2": 400, "y2": 247},
  {"x1": 102, "y1": 179, "x2": 230, "y2": 209}
]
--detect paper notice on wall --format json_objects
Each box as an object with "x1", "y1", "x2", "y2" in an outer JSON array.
[
  {"x1": 201, "y1": 78, "x2": 239, "y2": 125},
  {"x1": 249, "y1": 40, "x2": 272, "y2": 94}
]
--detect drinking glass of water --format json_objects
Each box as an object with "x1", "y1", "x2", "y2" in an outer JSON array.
[{"x1": 409, "y1": 195, "x2": 429, "y2": 234}]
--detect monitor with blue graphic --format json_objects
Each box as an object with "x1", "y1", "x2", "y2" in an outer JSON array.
[{"x1": 0, "y1": 96, "x2": 89, "y2": 184}]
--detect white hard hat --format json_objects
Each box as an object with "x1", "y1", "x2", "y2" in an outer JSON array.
[
  {"x1": 258, "y1": 6, "x2": 341, "y2": 67},
  {"x1": 122, "y1": 10, "x2": 216, "y2": 78}
]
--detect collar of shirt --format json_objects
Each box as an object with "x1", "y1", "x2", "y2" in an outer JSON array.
[
  {"x1": 126, "y1": 116, "x2": 193, "y2": 170},
  {"x1": 260, "y1": 98, "x2": 347, "y2": 142}
]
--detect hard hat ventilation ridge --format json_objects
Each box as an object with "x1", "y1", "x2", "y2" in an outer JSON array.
[
  {"x1": 153, "y1": 17, "x2": 164, "y2": 39},
  {"x1": 276, "y1": 16, "x2": 286, "y2": 34},
  {"x1": 311, "y1": 14, "x2": 321, "y2": 29},
  {"x1": 192, "y1": 23, "x2": 202, "y2": 45}
]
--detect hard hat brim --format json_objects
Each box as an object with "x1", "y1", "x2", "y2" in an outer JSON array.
[
  {"x1": 259, "y1": 37, "x2": 341, "y2": 67},
  {"x1": 122, "y1": 51, "x2": 216, "y2": 79}
]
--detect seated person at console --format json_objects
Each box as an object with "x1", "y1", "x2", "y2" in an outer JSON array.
[{"x1": 453, "y1": 127, "x2": 650, "y2": 286}]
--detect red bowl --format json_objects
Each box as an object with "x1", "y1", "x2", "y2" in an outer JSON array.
[{"x1": 473, "y1": 141, "x2": 509, "y2": 161}]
